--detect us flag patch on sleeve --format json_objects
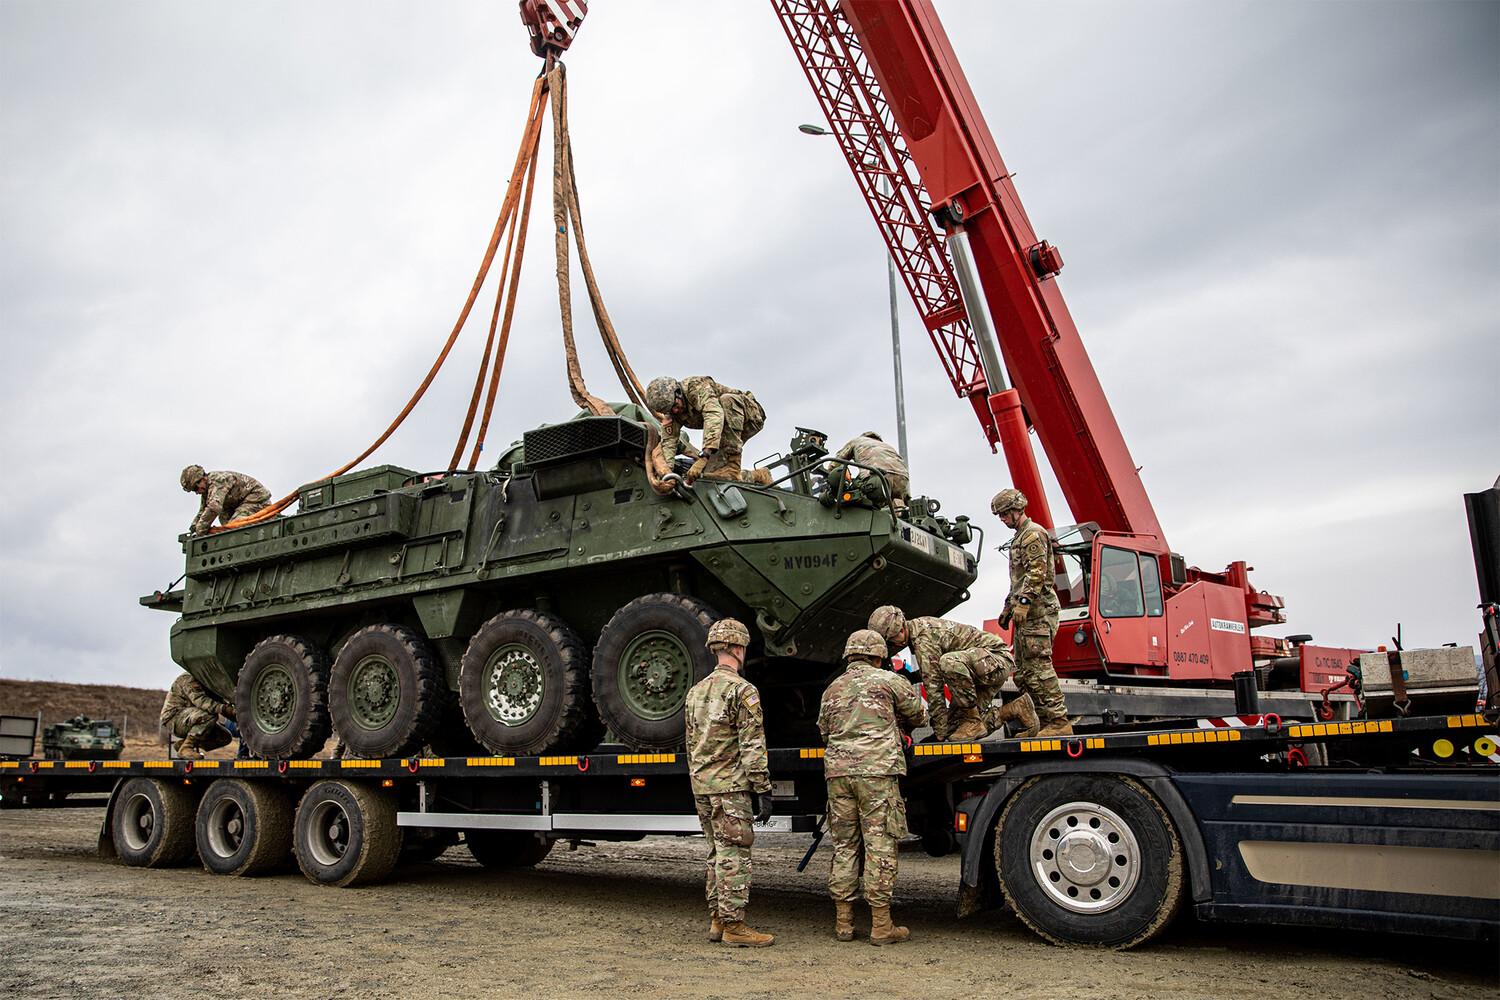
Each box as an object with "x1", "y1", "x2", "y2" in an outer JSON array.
[{"x1": 744, "y1": 694, "x2": 760, "y2": 707}]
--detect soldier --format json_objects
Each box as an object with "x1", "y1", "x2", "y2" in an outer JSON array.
[
  {"x1": 829, "y1": 431, "x2": 910, "y2": 512},
  {"x1": 992, "y1": 488, "x2": 1073, "y2": 737},
  {"x1": 181, "y1": 465, "x2": 272, "y2": 535},
  {"x1": 645, "y1": 376, "x2": 771, "y2": 486},
  {"x1": 158, "y1": 672, "x2": 235, "y2": 759},
  {"x1": 683, "y1": 618, "x2": 776, "y2": 947},
  {"x1": 868, "y1": 606, "x2": 1037, "y2": 742},
  {"x1": 817, "y1": 629, "x2": 928, "y2": 945}
]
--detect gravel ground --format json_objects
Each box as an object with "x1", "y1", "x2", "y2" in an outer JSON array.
[{"x1": 1, "y1": 801, "x2": 1494, "y2": 1000}]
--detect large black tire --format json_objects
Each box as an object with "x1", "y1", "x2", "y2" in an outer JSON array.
[
  {"x1": 293, "y1": 780, "x2": 402, "y2": 887},
  {"x1": 236, "y1": 634, "x2": 333, "y2": 759},
  {"x1": 459, "y1": 610, "x2": 597, "y2": 756},
  {"x1": 195, "y1": 779, "x2": 293, "y2": 876},
  {"x1": 112, "y1": 778, "x2": 200, "y2": 868},
  {"x1": 590, "y1": 593, "x2": 719, "y2": 752},
  {"x1": 465, "y1": 829, "x2": 554, "y2": 869},
  {"x1": 995, "y1": 774, "x2": 1187, "y2": 949},
  {"x1": 329, "y1": 624, "x2": 446, "y2": 759}
]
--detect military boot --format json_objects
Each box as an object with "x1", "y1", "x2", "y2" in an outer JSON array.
[
  {"x1": 1038, "y1": 716, "x2": 1075, "y2": 738},
  {"x1": 949, "y1": 707, "x2": 987, "y2": 741},
  {"x1": 743, "y1": 467, "x2": 774, "y2": 486},
  {"x1": 986, "y1": 694, "x2": 1039, "y2": 739},
  {"x1": 175, "y1": 736, "x2": 203, "y2": 760},
  {"x1": 708, "y1": 912, "x2": 725, "y2": 942},
  {"x1": 703, "y1": 449, "x2": 744, "y2": 482},
  {"x1": 720, "y1": 920, "x2": 775, "y2": 947},
  {"x1": 869, "y1": 905, "x2": 910, "y2": 945},
  {"x1": 834, "y1": 900, "x2": 856, "y2": 942}
]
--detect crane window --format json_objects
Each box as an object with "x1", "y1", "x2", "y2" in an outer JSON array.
[
  {"x1": 1099, "y1": 546, "x2": 1145, "y2": 618},
  {"x1": 1054, "y1": 547, "x2": 1089, "y2": 615},
  {"x1": 1139, "y1": 555, "x2": 1164, "y2": 617}
]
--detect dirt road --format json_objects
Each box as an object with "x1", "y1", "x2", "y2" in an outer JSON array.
[{"x1": 1, "y1": 801, "x2": 1493, "y2": 1000}]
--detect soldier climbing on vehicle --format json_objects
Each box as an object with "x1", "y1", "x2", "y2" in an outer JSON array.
[
  {"x1": 993, "y1": 488, "x2": 1073, "y2": 737},
  {"x1": 181, "y1": 464, "x2": 272, "y2": 535},
  {"x1": 827, "y1": 431, "x2": 909, "y2": 513},
  {"x1": 646, "y1": 376, "x2": 772, "y2": 486},
  {"x1": 159, "y1": 671, "x2": 236, "y2": 759}
]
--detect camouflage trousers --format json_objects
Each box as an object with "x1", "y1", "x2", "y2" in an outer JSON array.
[
  {"x1": 826, "y1": 775, "x2": 907, "y2": 907},
  {"x1": 694, "y1": 791, "x2": 755, "y2": 921},
  {"x1": 224, "y1": 491, "x2": 272, "y2": 525},
  {"x1": 701, "y1": 393, "x2": 765, "y2": 482},
  {"x1": 1015, "y1": 623, "x2": 1067, "y2": 724},
  {"x1": 926, "y1": 647, "x2": 1013, "y2": 741},
  {"x1": 164, "y1": 709, "x2": 232, "y2": 750}
]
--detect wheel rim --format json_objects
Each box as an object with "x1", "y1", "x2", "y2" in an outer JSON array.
[
  {"x1": 484, "y1": 643, "x2": 544, "y2": 727},
  {"x1": 252, "y1": 663, "x2": 297, "y2": 735},
  {"x1": 205, "y1": 796, "x2": 246, "y2": 860},
  {"x1": 617, "y1": 629, "x2": 693, "y2": 721},
  {"x1": 346, "y1": 654, "x2": 400, "y2": 730},
  {"x1": 307, "y1": 799, "x2": 351, "y2": 867},
  {"x1": 1029, "y1": 799, "x2": 1142, "y2": 913},
  {"x1": 119, "y1": 792, "x2": 155, "y2": 851}
]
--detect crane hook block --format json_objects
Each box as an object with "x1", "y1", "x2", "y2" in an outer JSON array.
[
  {"x1": 1028, "y1": 240, "x2": 1064, "y2": 280},
  {"x1": 519, "y1": 0, "x2": 588, "y2": 59}
]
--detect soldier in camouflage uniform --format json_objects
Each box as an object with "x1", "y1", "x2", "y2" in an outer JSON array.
[
  {"x1": 683, "y1": 617, "x2": 776, "y2": 947},
  {"x1": 646, "y1": 376, "x2": 771, "y2": 486},
  {"x1": 158, "y1": 672, "x2": 235, "y2": 759},
  {"x1": 830, "y1": 432, "x2": 910, "y2": 512},
  {"x1": 181, "y1": 465, "x2": 272, "y2": 535},
  {"x1": 817, "y1": 629, "x2": 928, "y2": 945},
  {"x1": 868, "y1": 606, "x2": 1037, "y2": 742},
  {"x1": 993, "y1": 488, "x2": 1071, "y2": 737}
]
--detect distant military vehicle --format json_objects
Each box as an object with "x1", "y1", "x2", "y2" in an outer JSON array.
[
  {"x1": 42, "y1": 716, "x2": 124, "y2": 761},
  {"x1": 142, "y1": 407, "x2": 978, "y2": 759}
]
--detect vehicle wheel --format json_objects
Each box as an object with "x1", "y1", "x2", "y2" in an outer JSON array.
[
  {"x1": 112, "y1": 778, "x2": 200, "y2": 868},
  {"x1": 292, "y1": 780, "x2": 402, "y2": 887},
  {"x1": 329, "y1": 624, "x2": 446, "y2": 759},
  {"x1": 236, "y1": 634, "x2": 333, "y2": 759},
  {"x1": 195, "y1": 779, "x2": 293, "y2": 876},
  {"x1": 995, "y1": 774, "x2": 1186, "y2": 949},
  {"x1": 591, "y1": 593, "x2": 719, "y2": 752},
  {"x1": 459, "y1": 611, "x2": 597, "y2": 756},
  {"x1": 465, "y1": 829, "x2": 554, "y2": 868}
]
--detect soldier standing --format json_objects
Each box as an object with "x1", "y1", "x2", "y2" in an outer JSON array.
[
  {"x1": 683, "y1": 618, "x2": 776, "y2": 947},
  {"x1": 868, "y1": 606, "x2": 1036, "y2": 742},
  {"x1": 817, "y1": 629, "x2": 928, "y2": 944},
  {"x1": 181, "y1": 465, "x2": 272, "y2": 535},
  {"x1": 159, "y1": 672, "x2": 235, "y2": 759},
  {"x1": 830, "y1": 431, "x2": 910, "y2": 512},
  {"x1": 992, "y1": 488, "x2": 1073, "y2": 737},
  {"x1": 646, "y1": 376, "x2": 771, "y2": 486}
]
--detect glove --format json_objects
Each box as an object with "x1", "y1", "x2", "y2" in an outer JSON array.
[
  {"x1": 221, "y1": 702, "x2": 236, "y2": 721},
  {"x1": 685, "y1": 455, "x2": 709, "y2": 483},
  {"x1": 753, "y1": 791, "x2": 773, "y2": 825},
  {"x1": 1012, "y1": 600, "x2": 1031, "y2": 628},
  {"x1": 997, "y1": 609, "x2": 1012, "y2": 630}
]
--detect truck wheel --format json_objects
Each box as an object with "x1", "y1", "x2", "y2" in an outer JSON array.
[
  {"x1": 195, "y1": 779, "x2": 293, "y2": 876},
  {"x1": 995, "y1": 774, "x2": 1186, "y2": 949},
  {"x1": 459, "y1": 611, "x2": 596, "y2": 756},
  {"x1": 112, "y1": 778, "x2": 199, "y2": 868},
  {"x1": 236, "y1": 634, "x2": 334, "y2": 759},
  {"x1": 293, "y1": 779, "x2": 402, "y2": 887},
  {"x1": 329, "y1": 624, "x2": 445, "y2": 759},
  {"x1": 591, "y1": 594, "x2": 718, "y2": 752},
  {"x1": 465, "y1": 829, "x2": 554, "y2": 868}
]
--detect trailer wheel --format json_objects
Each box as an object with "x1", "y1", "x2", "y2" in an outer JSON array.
[
  {"x1": 195, "y1": 779, "x2": 293, "y2": 876},
  {"x1": 459, "y1": 611, "x2": 597, "y2": 756},
  {"x1": 293, "y1": 780, "x2": 402, "y2": 887},
  {"x1": 591, "y1": 593, "x2": 719, "y2": 752},
  {"x1": 465, "y1": 829, "x2": 554, "y2": 868},
  {"x1": 329, "y1": 624, "x2": 445, "y2": 759},
  {"x1": 995, "y1": 774, "x2": 1186, "y2": 949},
  {"x1": 236, "y1": 634, "x2": 334, "y2": 759},
  {"x1": 112, "y1": 778, "x2": 199, "y2": 868}
]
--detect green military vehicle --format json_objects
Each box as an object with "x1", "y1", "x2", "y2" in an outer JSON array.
[
  {"x1": 42, "y1": 716, "x2": 125, "y2": 761},
  {"x1": 143, "y1": 407, "x2": 978, "y2": 760}
]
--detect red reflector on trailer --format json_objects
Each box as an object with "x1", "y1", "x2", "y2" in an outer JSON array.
[
  {"x1": 630, "y1": 778, "x2": 646, "y2": 787},
  {"x1": 381, "y1": 779, "x2": 395, "y2": 787},
  {"x1": 963, "y1": 754, "x2": 982, "y2": 763}
]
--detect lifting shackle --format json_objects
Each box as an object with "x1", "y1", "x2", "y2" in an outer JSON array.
[{"x1": 519, "y1": 0, "x2": 588, "y2": 60}]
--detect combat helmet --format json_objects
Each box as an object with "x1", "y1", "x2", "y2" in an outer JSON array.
[
  {"x1": 705, "y1": 617, "x2": 751, "y2": 650},
  {"x1": 991, "y1": 488, "x2": 1027, "y2": 516},
  {"x1": 861, "y1": 431, "x2": 883, "y2": 441},
  {"x1": 645, "y1": 376, "x2": 681, "y2": 415},
  {"x1": 843, "y1": 629, "x2": 888, "y2": 662},
  {"x1": 181, "y1": 464, "x2": 206, "y2": 491},
  {"x1": 868, "y1": 606, "x2": 907, "y2": 644}
]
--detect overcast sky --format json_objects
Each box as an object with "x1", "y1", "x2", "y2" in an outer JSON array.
[{"x1": 2, "y1": 1, "x2": 1496, "y2": 690}]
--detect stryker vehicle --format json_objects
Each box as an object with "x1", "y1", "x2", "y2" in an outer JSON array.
[
  {"x1": 42, "y1": 716, "x2": 124, "y2": 761},
  {"x1": 143, "y1": 407, "x2": 979, "y2": 760}
]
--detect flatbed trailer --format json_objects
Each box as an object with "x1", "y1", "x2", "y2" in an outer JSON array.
[{"x1": 3, "y1": 710, "x2": 1495, "y2": 949}]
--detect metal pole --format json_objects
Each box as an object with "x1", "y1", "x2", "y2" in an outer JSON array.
[{"x1": 884, "y1": 177, "x2": 909, "y2": 463}]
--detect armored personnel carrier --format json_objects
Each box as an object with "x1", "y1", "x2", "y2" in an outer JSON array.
[
  {"x1": 42, "y1": 716, "x2": 125, "y2": 761},
  {"x1": 143, "y1": 407, "x2": 978, "y2": 759}
]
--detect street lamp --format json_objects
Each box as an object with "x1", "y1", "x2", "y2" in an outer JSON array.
[{"x1": 799, "y1": 123, "x2": 909, "y2": 463}]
